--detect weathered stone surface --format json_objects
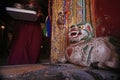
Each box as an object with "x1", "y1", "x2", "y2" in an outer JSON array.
[{"x1": 0, "y1": 63, "x2": 119, "y2": 80}]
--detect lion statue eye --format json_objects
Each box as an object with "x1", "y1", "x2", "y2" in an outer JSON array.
[
  {"x1": 78, "y1": 25, "x2": 84, "y2": 30},
  {"x1": 80, "y1": 25, "x2": 84, "y2": 29}
]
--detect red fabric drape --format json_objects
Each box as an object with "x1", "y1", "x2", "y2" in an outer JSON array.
[{"x1": 7, "y1": 21, "x2": 42, "y2": 65}]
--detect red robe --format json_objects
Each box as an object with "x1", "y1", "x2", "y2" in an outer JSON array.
[{"x1": 7, "y1": 21, "x2": 42, "y2": 65}]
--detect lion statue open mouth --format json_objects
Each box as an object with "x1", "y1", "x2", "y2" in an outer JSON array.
[{"x1": 66, "y1": 23, "x2": 120, "y2": 69}]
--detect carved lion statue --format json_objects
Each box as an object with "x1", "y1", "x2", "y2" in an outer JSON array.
[{"x1": 66, "y1": 23, "x2": 120, "y2": 69}]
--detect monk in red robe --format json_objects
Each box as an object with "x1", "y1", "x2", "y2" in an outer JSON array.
[{"x1": 7, "y1": 0, "x2": 43, "y2": 65}]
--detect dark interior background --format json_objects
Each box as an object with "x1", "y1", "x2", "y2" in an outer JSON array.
[{"x1": 0, "y1": 0, "x2": 49, "y2": 65}]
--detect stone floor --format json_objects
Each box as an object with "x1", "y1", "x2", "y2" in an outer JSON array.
[{"x1": 0, "y1": 63, "x2": 119, "y2": 80}]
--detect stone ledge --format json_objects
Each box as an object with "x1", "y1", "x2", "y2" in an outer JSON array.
[{"x1": 0, "y1": 63, "x2": 119, "y2": 80}]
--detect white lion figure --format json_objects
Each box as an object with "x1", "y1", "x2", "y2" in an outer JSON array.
[{"x1": 66, "y1": 23, "x2": 120, "y2": 69}]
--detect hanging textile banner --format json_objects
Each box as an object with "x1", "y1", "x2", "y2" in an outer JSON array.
[{"x1": 51, "y1": 0, "x2": 66, "y2": 63}]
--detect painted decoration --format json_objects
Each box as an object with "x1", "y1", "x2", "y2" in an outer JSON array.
[
  {"x1": 50, "y1": 0, "x2": 120, "y2": 68},
  {"x1": 50, "y1": 0, "x2": 92, "y2": 63}
]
